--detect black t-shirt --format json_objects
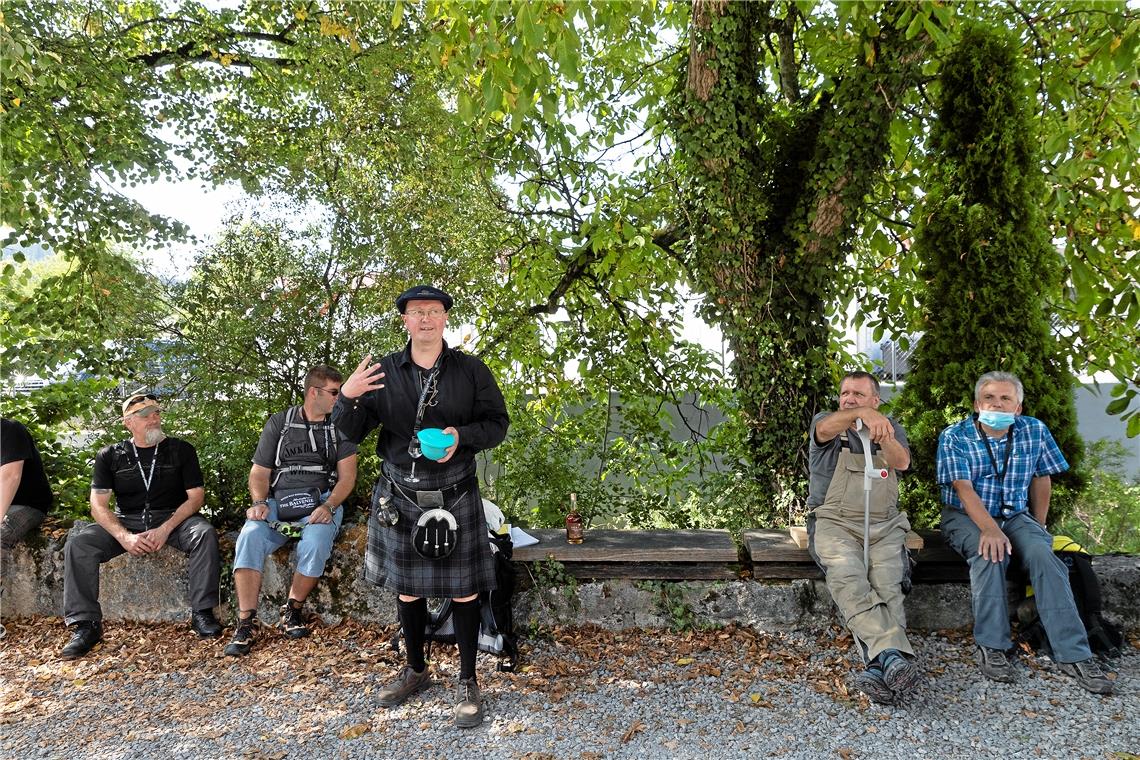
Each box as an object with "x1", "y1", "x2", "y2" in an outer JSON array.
[
  {"x1": 1, "y1": 418, "x2": 53, "y2": 512},
  {"x1": 91, "y1": 437, "x2": 204, "y2": 514}
]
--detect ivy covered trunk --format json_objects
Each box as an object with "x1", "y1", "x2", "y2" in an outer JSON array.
[
  {"x1": 894, "y1": 26, "x2": 1083, "y2": 527},
  {"x1": 671, "y1": 0, "x2": 928, "y2": 522}
]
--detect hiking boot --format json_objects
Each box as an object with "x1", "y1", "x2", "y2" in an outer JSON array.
[
  {"x1": 60, "y1": 620, "x2": 103, "y2": 660},
  {"x1": 853, "y1": 665, "x2": 895, "y2": 704},
  {"x1": 976, "y1": 645, "x2": 1017, "y2": 683},
  {"x1": 880, "y1": 650, "x2": 922, "y2": 695},
  {"x1": 1059, "y1": 658, "x2": 1114, "y2": 695},
  {"x1": 279, "y1": 599, "x2": 310, "y2": 639},
  {"x1": 190, "y1": 608, "x2": 223, "y2": 639},
  {"x1": 223, "y1": 614, "x2": 257, "y2": 657},
  {"x1": 377, "y1": 665, "x2": 431, "y2": 708},
  {"x1": 454, "y1": 677, "x2": 484, "y2": 728}
]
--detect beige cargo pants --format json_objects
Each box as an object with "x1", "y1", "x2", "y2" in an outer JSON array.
[{"x1": 808, "y1": 448, "x2": 913, "y2": 664}]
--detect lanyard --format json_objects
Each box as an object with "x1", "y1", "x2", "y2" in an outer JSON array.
[
  {"x1": 406, "y1": 352, "x2": 444, "y2": 482},
  {"x1": 409, "y1": 354, "x2": 443, "y2": 455},
  {"x1": 974, "y1": 417, "x2": 1014, "y2": 481},
  {"x1": 132, "y1": 441, "x2": 159, "y2": 529}
]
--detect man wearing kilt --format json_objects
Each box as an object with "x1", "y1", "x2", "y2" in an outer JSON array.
[{"x1": 333, "y1": 285, "x2": 509, "y2": 729}]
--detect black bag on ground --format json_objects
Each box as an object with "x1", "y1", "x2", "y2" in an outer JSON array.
[
  {"x1": 392, "y1": 529, "x2": 519, "y2": 672},
  {"x1": 1014, "y1": 537, "x2": 1123, "y2": 658}
]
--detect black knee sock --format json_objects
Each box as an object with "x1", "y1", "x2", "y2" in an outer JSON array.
[
  {"x1": 451, "y1": 598, "x2": 481, "y2": 681},
  {"x1": 398, "y1": 598, "x2": 428, "y2": 673}
]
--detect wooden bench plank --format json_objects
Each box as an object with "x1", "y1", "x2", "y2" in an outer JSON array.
[
  {"x1": 511, "y1": 528, "x2": 738, "y2": 563},
  {"x1": 787, "y1": 525, "x2": 924, "y2": 550},
  {"x1": 544, "y1": 562, "x2": 741, "y2": 581},
  {"x1": 745, "y1": 528, "x2": 969, "y2": 582}
]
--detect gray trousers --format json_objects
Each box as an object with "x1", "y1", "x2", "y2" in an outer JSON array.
[
  {"x1": 941, "y1": 507, "x2": 1092, "y2": 663},
  {"x1": 63, "y1": 512, "x2": 220, "y2": 625}
]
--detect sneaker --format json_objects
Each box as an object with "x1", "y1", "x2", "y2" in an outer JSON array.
[
  {"x1": 279, "y1": 599, "x2": 310, "y2": 639},
  {"x1": 60, "y1": 620, "x2": 103, "y2": 660},
  {"x1": 1059, "y1": 658, "x2": 1114, "y2": 695},
  {"x1": 454, "y1": 677, "x2": 484, "y2": 728},
  {"x1": 976, "y1": 645, "x2": 1017, "y2": 683},
  {"x1": 880, "y1": 650, "x2": 923, "y2": 695},
  {"x1": 223, "y1": 614, "x2": 258, "y2": 657},
  {"x1": 377, "y1": 665, "x2": 432, "y2": 708},
  {"x1": 853, "y1": 665, "x2": 895, "y2": 704},
  {"x1": 190, "y1": 608, "x2": 223, "y2": 639}
]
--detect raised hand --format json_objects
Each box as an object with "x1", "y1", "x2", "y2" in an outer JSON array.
[{"x1": 340, "y1": 354, "x2": 386, "y2": 400}]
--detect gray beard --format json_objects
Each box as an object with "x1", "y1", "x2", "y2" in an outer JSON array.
[{"x1": 143, "y1": 428, "x2": 167, "y2": 446}]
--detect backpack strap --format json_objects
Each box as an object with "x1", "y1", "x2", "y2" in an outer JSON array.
[{"x1": 270, "y1": 406, "x2": 338, "y2": 489}]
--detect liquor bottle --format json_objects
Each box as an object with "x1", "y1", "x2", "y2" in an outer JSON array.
[{"x1": 565, "y1": 492, "x2": 584, "y2": 544}]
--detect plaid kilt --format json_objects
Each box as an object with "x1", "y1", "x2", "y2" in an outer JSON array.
[{"x1": 364, "y1": 459, "x2": 496, "y2": 599}]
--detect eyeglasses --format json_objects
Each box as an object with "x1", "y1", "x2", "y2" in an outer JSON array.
[
  {"x1": 126, "y1": 393, "x2": 158, "y2": 406},
  {"x1": 313, "y1": 386, "x2": 340, "y2": 397},
  {"x1": 405, "y1": 308, "x2": 447, "y2": 319}
]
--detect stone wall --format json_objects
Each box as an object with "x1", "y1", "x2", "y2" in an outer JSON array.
[{"x1": 5, "y1": 521, "x2": 1139, "y2": 634}]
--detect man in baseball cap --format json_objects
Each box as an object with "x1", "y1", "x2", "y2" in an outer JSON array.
[{"x1": 58, "y1": 393, "x2": 222, "y2": 659}]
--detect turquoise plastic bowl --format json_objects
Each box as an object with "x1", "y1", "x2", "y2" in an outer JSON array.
[{"x1": 417, "y1": 428, "x2": 455, "y2": 461}]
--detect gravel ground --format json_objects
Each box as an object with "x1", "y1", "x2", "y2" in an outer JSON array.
[{"x1": 1, "y1": 617, "x2": 1136, "y2": 760}]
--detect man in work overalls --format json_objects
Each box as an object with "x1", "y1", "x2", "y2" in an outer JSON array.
[{"x1": 807, "y1": 371, "x2": 921, "y2": 703}]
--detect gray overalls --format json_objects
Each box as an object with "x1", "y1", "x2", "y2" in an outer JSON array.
[{"x1": 808, "y1": 432, "x2": 913, "y2": 663}]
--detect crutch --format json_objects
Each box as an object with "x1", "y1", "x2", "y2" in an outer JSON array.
[{"x1": 854, "y1": 419, "x2": 889, "y2": 569}]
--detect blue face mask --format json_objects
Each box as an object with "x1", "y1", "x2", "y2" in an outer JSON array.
[{"x1": 978, "y1": 410, "x2": 1016, "y2": 430}]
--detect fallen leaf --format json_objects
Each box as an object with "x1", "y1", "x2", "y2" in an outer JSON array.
[
  {"x1": 339, "y1": 722, "x2": 370, "y2": 740},
  {"x1": 621, "y1": 720, "x2": 646, "y2": 743}
]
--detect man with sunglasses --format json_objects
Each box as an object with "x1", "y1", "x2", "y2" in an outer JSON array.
[
  {"x1": 225, "y1": 365, "x2": 357, "y2": 656},
  {"x1": 334, "y1": 284, "x2": 509, "y2": 728},
  {"x1": 59, "y1": 394, "x2": 222, "y2": 659}
]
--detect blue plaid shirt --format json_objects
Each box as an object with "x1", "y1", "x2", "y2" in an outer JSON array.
[{"x1": 937, "y1": 415, "x2": 1068, "y2": 517}]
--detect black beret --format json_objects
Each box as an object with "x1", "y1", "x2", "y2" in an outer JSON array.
[{"x1": 396, "y1": 285, "x2": 454, "y2": 313}]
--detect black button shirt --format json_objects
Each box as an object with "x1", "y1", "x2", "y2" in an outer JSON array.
[{"x1": 332, "y1": 342, "x2": 509, "y2": 469}]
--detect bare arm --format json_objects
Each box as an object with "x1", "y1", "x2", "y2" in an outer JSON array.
[
  {"x1": 310, "y1": 454, "x2": 358, "y2": 525},
  {"x1": 951, "y1": 480, "x2": 1011, "y2": 563},
  {"x1": 247, "y1": 464, "x2": 272, "y2": 521},
  {"x1": 0, "y1": 459, "x2": 23, "y2": 521},
  {"x1": 138, "y1": 487, "x2": 206, "y2": 550},
  {"x1": 1029, "y1": 475, "x2": 1051, "y2": 525},
  {"x1": 814, "y1": 407, "x2": 894, "y2": 447},
  {"x1": 878, "y1": 435, "x2": 910, "y2": 472},
  {"x1": 815, "y1": 408, "x2": 908, "y2": 470},
  {"x1": 90, "y1": 488, "x2": 148, "y2": 556}
]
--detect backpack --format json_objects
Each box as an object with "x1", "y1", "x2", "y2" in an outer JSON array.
[
  {"x1": 392, "y1": 529, "x2": 519, "y2": 672},
  {"x1": 1014, "y1": 536, "x2": 1123, "y2": 658}
]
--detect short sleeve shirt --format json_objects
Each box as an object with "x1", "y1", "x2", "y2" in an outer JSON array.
[
  {"x1": 1, "y1": 418, "x2": 53, "y2": 512},
  {"x1": 92, "y1": 437, "x2": 204, "y2": 514},
  {"x1": 251, "y1": 406, "x2": 357, "y2": 492},
  {"x1": 807, "y1": 411, "x2": 909, "y2": 508},
  {"x1": 936, "y1": 415, "x2": 1068, "y2": 517}
]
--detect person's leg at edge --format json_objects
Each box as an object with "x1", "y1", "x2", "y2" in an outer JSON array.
[
  {"x1": 398, "y1": 595, "x2": 428, "y2": 673},
  {"x1": 1003, "y1": 514, "x2": 1092, "y2": 663},
  {"x1": 451, "y1": 594, "x2": 484, "y2": 727},
  {"x1": 941, "y1": 507, "x2": 1012, "y2": 651}
]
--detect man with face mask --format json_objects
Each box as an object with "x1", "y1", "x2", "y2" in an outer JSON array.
[
  {"x1": 58, "y1": 394, "x2": 222, "y2": 659},
  {"x1": 937, "y1": 371, "x2": 1112, "y2": 694}
]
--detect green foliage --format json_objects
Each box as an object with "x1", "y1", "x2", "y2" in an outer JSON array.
[
  {"x1": 1055, "y1": 439, "x2": 1140, "y2": 554},
  {"x1": 638, "y1": 580, "x2": 701, "y2": 632},
  {"x1": 0, "y1": 378, "x2": 123, "y2": 521},
  {"x1": 894, "y1": 25, "x2": 1083, "y2": 527},
  {"x1": 669, "y1": 1, "x2": 934, "y2": 523}
]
